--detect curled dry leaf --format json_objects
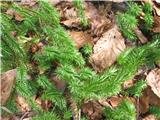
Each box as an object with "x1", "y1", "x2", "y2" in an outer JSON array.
[
  {"x1": 69, "y1": 31, "x2": 93, "y2": 49},
  {"x1": 90, "y1": 25, "x2": 126, "y2": 72},
  {"x1": 1, "y1": 69, "x2": 16, "y2": 105},
  {"x1": 107, "y1": 96, "x2": 123, "y2": 108},
  {"x1": 146, "y1": 68, "x2": 160, "y2": 98}
]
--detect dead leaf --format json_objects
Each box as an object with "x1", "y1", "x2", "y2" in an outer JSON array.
[
  {"x1": 139, "y1": 87, "x2": 160, "y2": 114},
  {"x1": 152, "y1": 16, "x2": 160, "y2": 33},
  {"x1": 90, "y1": 25, "x2": 126, "y2": 72},
  {"x1": 1, "y1": 69, "x2": 16, "y2": 105},
  {"x1": 51, "y1": 76, "x2": 66, "y2": 91},
  {"x1": 82, "y1": 100, "x2": 103, "y2": 120},
  {"x1": 134, "y1": 27, "x2": 148, "y2": 44},
  {"x1": 17, "y1": 0, "x2": 37, "y2": 7},
  {"x1": 16, "y1": 96, "x2": 31, "y2": 112},
  {"x1": 61, "y1": 18, "x2": 81, "y2": 28},
  {"x1": 85, "y1": 2, "x2": 112, "y2": 36},
  {"x1": 146, "y1": 68, "x2": 160, "y2": 98},
  {"x1": 123, "y1": 79, "x2": 134, "y2": 89},
  {"x1": 142, "y1": 114, "x2": 158, "y2": 120},
  {"x1": 107, "y1": 96, "x2": 123, "y2": 108},
  {"x1": 6, "y1": 9, "x2": 24, "y2": 22},
  {"x1": 69, "y1": 31, "x2": 93, "y2": 49}
]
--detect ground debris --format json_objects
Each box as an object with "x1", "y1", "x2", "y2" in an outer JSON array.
[
  {"x1": 90, "y1": 25, "x2": 125, "y2": 72},
  {"x1": 146, "y1": 68, "x2": 160, "y2": 98},
  {"x1": 1, "y1": 69, "x2": 16, "y2": 105}
]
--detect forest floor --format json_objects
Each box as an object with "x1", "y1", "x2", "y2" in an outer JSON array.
[{"x1": 1, "y1": 0, "x2": 160, "y2": 120}]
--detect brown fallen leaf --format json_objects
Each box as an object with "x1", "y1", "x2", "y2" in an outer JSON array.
[
  {"x1": 107, "y1": 96, "x2": 123, "y2": 108},
  {"x1": 142, "y1": 114, "x2": 158, "y2": 120},
  {"x1": 152, "y1": 16, "x2": 160, "y2": 33},
  {"x1": 82, "y1": 100, "x2": 103, "y2": 120},
  {"x1": 90, "y1": 25, "x2": 126, "y2": 72},
  {"x1": 6, "y1": 9, "x2": 24, "y2": 22},
  {"x1": 16, "y1": 96, "x2": 31, "y2": 112},
  {"x1": 123, "y1": 79, "x2": 134, "y2": 89},
  {"x1": 146, "y1": 68, "x2": 160, "y2": 98},
  {"x1": 139, "y1": 87, "x2": 160, "y2": 114},
  {"x1": 61, "y1": 18, "x2": 81, "y2": 28},
  {"x1": 69, "y1": 31, "x2": 93, "y2": 49},
  {"x1": 51, "y1": 76, "x2": 66, "y2": 91},
  {"x1": 85, "y1": 2, "x2": 112, "y2": 36},
  {"x1": 1, "y1": 69, "x2": 16, "y2": 105}
]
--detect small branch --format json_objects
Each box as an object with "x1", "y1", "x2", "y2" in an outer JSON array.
[{"x1": 134, "y1": 27, "x2": 148, "y2": 44}]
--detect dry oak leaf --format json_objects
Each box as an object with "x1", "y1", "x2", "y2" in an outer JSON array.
[
  {"x1": 146, "y1": 68, "x2": 160, "y2": 98},
  {"x1": 69, "y1": 31, "x2": 93, "y2": 49},
  {"x1": 90, "y1": 25, "x2": 126, "y2": 72},
  {"x1": 0, "y1": 69, "x2": 16, "y2": 105}
]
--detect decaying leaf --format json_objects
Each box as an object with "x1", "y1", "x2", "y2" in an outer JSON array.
[
  {"x1": 107, "y1": 96, "x2": 123, "y2": 108},
  {"x1": 152, "y1": 16, "x2": 160, "y2": 33},
  {"x1": 6, "y1": 9, "x2": 24, "y2": 22},
  {"x1": 51, "y1": 76, "x2": 66, "y2": 91},
  {"x1": 69, "y1": 31, "x2": 93, "y2": 49},
  {"x1": 139, "y1": 87, "x2": 160, "y2": 114},
  {"x1": 82, "y1": 100, "x2": 103, "y2": 120},
  {"x1": 16, "y1": 96, "x2": 31, "y2": 112},
  {"x1": 142, "y1": 114, "x2": 158, "y2": 120},
  {"x1": 123, "y1": 79, "x2": 134, "y2": 89},
  {"x1": 90, "y1": 25, "x2": 126, "y2": 72},
  {"x1": 60, "y1": 1, "x2": 112, "y2": 35},
  {"x1": 146, "y1": 68, "x2": 160, "y2": 98},
  {"x1": 1, "y1": 69, "x2": 16, "y2": 105},
  {"x1": 85, "y1": 2, "x2": 112, "y2": 36}
]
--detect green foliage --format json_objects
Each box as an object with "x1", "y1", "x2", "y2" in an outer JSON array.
[
  {"x1": 56, "y1": 40, "x2": 160, "y2": 101},
  {"x1": 104, "y1": 100, "x2": 136, "y2": 120},
  {"x1": 32, "y1": 112, "x2": 60, "y2": 120},
  {"x1": 149, "y1": 106, "x2": 160, "y2": 118},
  {"x1": 1, "y1": 1, "x2": 160, "y2": 119},
  {"x1": 126, "y1": 80, "x2": 147, "y2": 97},
  {"x1": 1, "y1": 13, "x2": 26, "y2": 71},
  {"x1": 80, "y1": 44, "x2": 93, "y2": 58},
  {"x1": 73, "y1": 0, "x2": 89, "y2": 27},
  {"x1": 116, "y1": 2, "x2": 153, "y2": 40},
  {"x1": 3, "y1": 94, "x2": 19, "y2": 114},
  {"x1": 16, "y1": 66, "x2": 41, "y2": 111},
  {"x1": 116, "y1": 12, "x2": 138, "y2": 40},
  {"x1": 127, "y1": 2, "x2": 142, "y2": 16},
  {"x1": 37, "y1": 76, "x2": 67, "y2": 111}
]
